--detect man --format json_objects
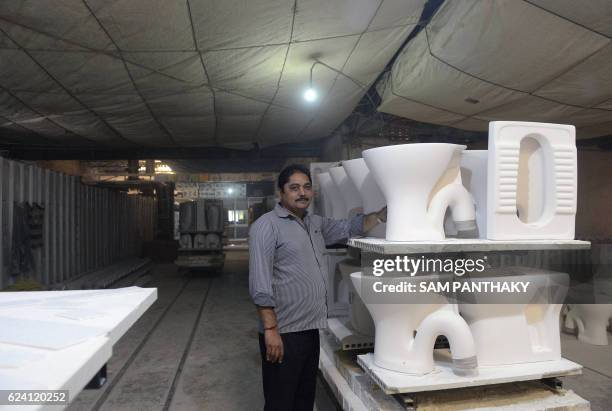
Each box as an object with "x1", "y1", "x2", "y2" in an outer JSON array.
[{"x1": 249, "y1": 164, "x2": 386, "y2": 411}]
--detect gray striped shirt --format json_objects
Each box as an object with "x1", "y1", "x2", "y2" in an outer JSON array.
[{"x1": 249, "y1": 203, "x2": 364, "y2": 333}]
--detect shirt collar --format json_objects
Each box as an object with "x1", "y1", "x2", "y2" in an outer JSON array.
[{"x1": 274, "y1": 202, "x2": 309, "y2": 219}]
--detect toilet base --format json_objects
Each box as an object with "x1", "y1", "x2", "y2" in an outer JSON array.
[{"x1": 356, "y1": 352, "x2": 582, "y2": 395}]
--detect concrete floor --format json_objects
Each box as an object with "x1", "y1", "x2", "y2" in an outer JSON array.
[
  {"x1": 67, "y1": 250, "x2": 612, "y2": 411},
  {"x1": 67, "y1": 251, "x2": 339, "y2": 411},
  {"x1": 560, "y1": 332, "x2": 612, "y2": 411}
]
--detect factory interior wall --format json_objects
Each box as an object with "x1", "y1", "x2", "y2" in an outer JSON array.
[
  {"x1": 576, "y1": 149, "x2": 612, "y2": 239},
  {"x1": 0, "y1": 157, "x2": 157, "y2": 290},
  {"x1": 35, "y1": 160, "x2": 85, "y2": 177}
]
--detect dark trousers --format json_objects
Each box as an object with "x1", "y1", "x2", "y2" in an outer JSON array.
[{"x1": 258, "y1": 329, "x2": 320, "y2": 411}]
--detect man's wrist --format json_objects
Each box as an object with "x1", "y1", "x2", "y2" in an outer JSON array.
[{"x1": 264, "y1": 324, "x2": 278, "y2": 331}]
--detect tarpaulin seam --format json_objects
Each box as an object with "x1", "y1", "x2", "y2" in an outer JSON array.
[
  {"x1": 383, "y1": 25, "x2": 612, "y2": 124},
  {"x1": 82, "y1": 0, "x2": 179, "y2": 147},
  {"x1": 422, "y1": 28, "x2": 612, "y2": 113},
  {"x1": 186, "y1": 0, "x2": 218, "y2": 146},
  {"x1": 0, "y1": 23, "x2": 416, "y2": 55},
  {"x1": 522, "y1": 0, "x2": 611, "y2": 40},
  {"x1": 252, "y1": 0, "x2": 298, "y2": 145},
  {"x1": 0, "y1": 17, "x2": 191, "y2": 86},
  {"x1": 0, "y1": 36, "x2": 125, "y2": 147},
  {"x1": 294, "y1": 0, "x2": 388, "y2": 141},
  {"x1": 0, "y1": 113, "x2": 59, "y2": 145}
]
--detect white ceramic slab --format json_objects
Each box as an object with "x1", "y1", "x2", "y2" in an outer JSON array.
[
  {"x1": 0, "y1": 336, "x2": 112, "y2": 411},
  {"x1": 0, "y1": 346, "x2": 44, "y2": 368},
  {"x1": 348, "y1": 237, "x2": 591, "y2": 254},
  {"x1": 55, "y1": 309, "x2": 107, "y2": 321},
  {"x1": 0, "y1": 287, "x2": 157, "y2": 410},
  {"x1": 356, "y1": 351, "x2": 582, "y2": 395},
  {"x1": 0, "y1": 317, "x2": 107, "y2": 350},
  {"x1": 0, "y1": 287, "x2": 157, "y2": 346}
]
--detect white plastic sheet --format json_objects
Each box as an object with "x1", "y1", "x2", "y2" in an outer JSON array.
[
  {"x1": 0, "y1": 0, "x2": 427, "y2": 148},
  {"x1": 377, "y1": 0, "x2": 612, "y2": 139}
]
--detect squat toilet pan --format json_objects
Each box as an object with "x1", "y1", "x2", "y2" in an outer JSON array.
[{"x1": 486, "y1": 121, "x2": 577, "y2": 240}]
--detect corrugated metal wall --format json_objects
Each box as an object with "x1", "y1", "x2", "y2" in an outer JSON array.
[{"x1": 0, "y1": 157, "x2": 156, "y2": 289}]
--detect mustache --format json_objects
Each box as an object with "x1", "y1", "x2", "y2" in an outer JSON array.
[{"x1": 296, "y1": 197, "x2": 309, "y2": 201}]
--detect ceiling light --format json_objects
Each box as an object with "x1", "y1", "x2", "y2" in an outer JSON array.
[{"x1": 303, "y1": 88, "x2": 318, "y2": 102}]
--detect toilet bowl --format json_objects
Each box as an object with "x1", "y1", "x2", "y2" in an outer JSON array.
[
  {"x1": 325, "y1": 249, "x2": 350, "y2": 317},
  {"x1": 194, "y1": 233, "x2": 206, "y2": 248},
  {"x1": 460, "y1": 150, "x2": 488, "y2": 238},
  {"x1": 317, "y1": 172, "x2": 334, "y2": 218},
  {"x1": 343, "y1": 158, "x2": 386, "y2": 238},
  {"x1": 351, "y1": 272, "x2": 477, "y2": 375},
  {"x1": 458, "y1": 267, "x2": 569, "y2": 365},
  {"x1": 196, "y1": 200, "x2": 208, "y2": 231},
  {"x1": 329, "y1": 166, "x2": 363, "y2": 218},
  {"x1": 486, "y1": 121, "x2": 577, "y2": 240},
  {"x1": 337, "y1": 260, "x2": 374, "y2": 336},
  {"x1": 362, "y1": 143, "x2": 476, "y2": 241},
  {"x1": 318, "y1": 172, "x2": 346, "y2": 219},
  {"x1": 334, "y1": 261, "x2": 350, "y2": 306},
  {"x1": 179, "y1": 201, "x2": 196, "y2": 232},
  {"x1": 564, "y1": 304, "x2": 612, "y2": 345},
  {"x1": 179, "y1": 234, "x2": 192, "y2": 249},
  {"x1": 564, "y1": 277, "x2": 612, "y2": 345},
  {"x1": 205, "y1": 233, "x2": 221, "y2": 249},
  {"x1": 206, "y1": 202, "x2": 223, "y2": 231}
]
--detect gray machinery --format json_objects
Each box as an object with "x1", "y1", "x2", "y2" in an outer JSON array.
[{"x1": 175, "y1": 199, "x2": 225, "y2": 271}]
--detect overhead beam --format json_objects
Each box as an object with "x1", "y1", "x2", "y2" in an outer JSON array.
[{"x1": 0, "y1": 140, "x2": 325, "y2": 161}]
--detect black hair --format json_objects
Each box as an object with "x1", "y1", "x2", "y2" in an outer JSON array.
[{"x1": 277, "y1": 164, "x2": 311, "y2": 191}]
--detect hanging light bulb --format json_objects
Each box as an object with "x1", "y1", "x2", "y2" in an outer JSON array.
[{"x1": 303, "y1": 88, "x2": 317, "y2": 102}]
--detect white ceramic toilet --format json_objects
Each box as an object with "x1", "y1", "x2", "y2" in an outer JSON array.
[
  {"x1": 318, "y1": 172, "x2": 346, "y2": 219},
  {"x1": 351, "y1": 272, "x2": 477, "y2": 375},
  {"x1": 486, "y1": 121, "x2": 577, "y2": 240},
  {"x1": 194, "y1": 233, "x2": 206, "y2": 248},
  {"x1": 459, "y1": 150, "x2": 488, "y2": 238},
  {"x1": 564, "y1": 303, "x2": 612, "y2": 345},
  {"x1": 196, "y1": 199, "x2": 208, "y2": 231},
  {"x1": 564, "y1": 272, "x2": 612, "y2": 345},
  {"x1": 363, "y1": 143, "x2": 476, "y2": 241},
  {"x1": 343, "y1": 158, "x2": 386, "y2": 238},
  {"x1": 329, "y1": 166, "x2": 363, "y2": 218},
  {"x1": 337, "y1": 260, "x2": 374, "y2": 336},
  {"x1": 459, "y1": 267, "x2": 569, "y2": 365},
  {"x1": 325, "y1": 249, "x2": 350, "y2": 317},
  {"x1": 179, "y1": 234, "x2": 192, "y2": 249}
]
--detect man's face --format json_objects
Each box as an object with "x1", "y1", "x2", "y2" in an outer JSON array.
[{"x1": 280, "y1": 172, "x2": 313, "y2": 213}]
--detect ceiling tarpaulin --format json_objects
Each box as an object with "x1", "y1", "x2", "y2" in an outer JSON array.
[
  {"x1": 377, "y1": 0, "x2": 612, "y2": 139},
  {"x1": 0, "y1": 0, "x2": 427, "y2": 149}
]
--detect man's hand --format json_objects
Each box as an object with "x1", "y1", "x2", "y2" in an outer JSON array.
[
  {"x1": 376, "y1": 206, "x2": 387, "y2": 223},
  {"x1": 264, "y1": 328, "x2": 284, "y2": 363},
  {"x1": 363, "y1": 206, "x2": 387, "y2": 233}
]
